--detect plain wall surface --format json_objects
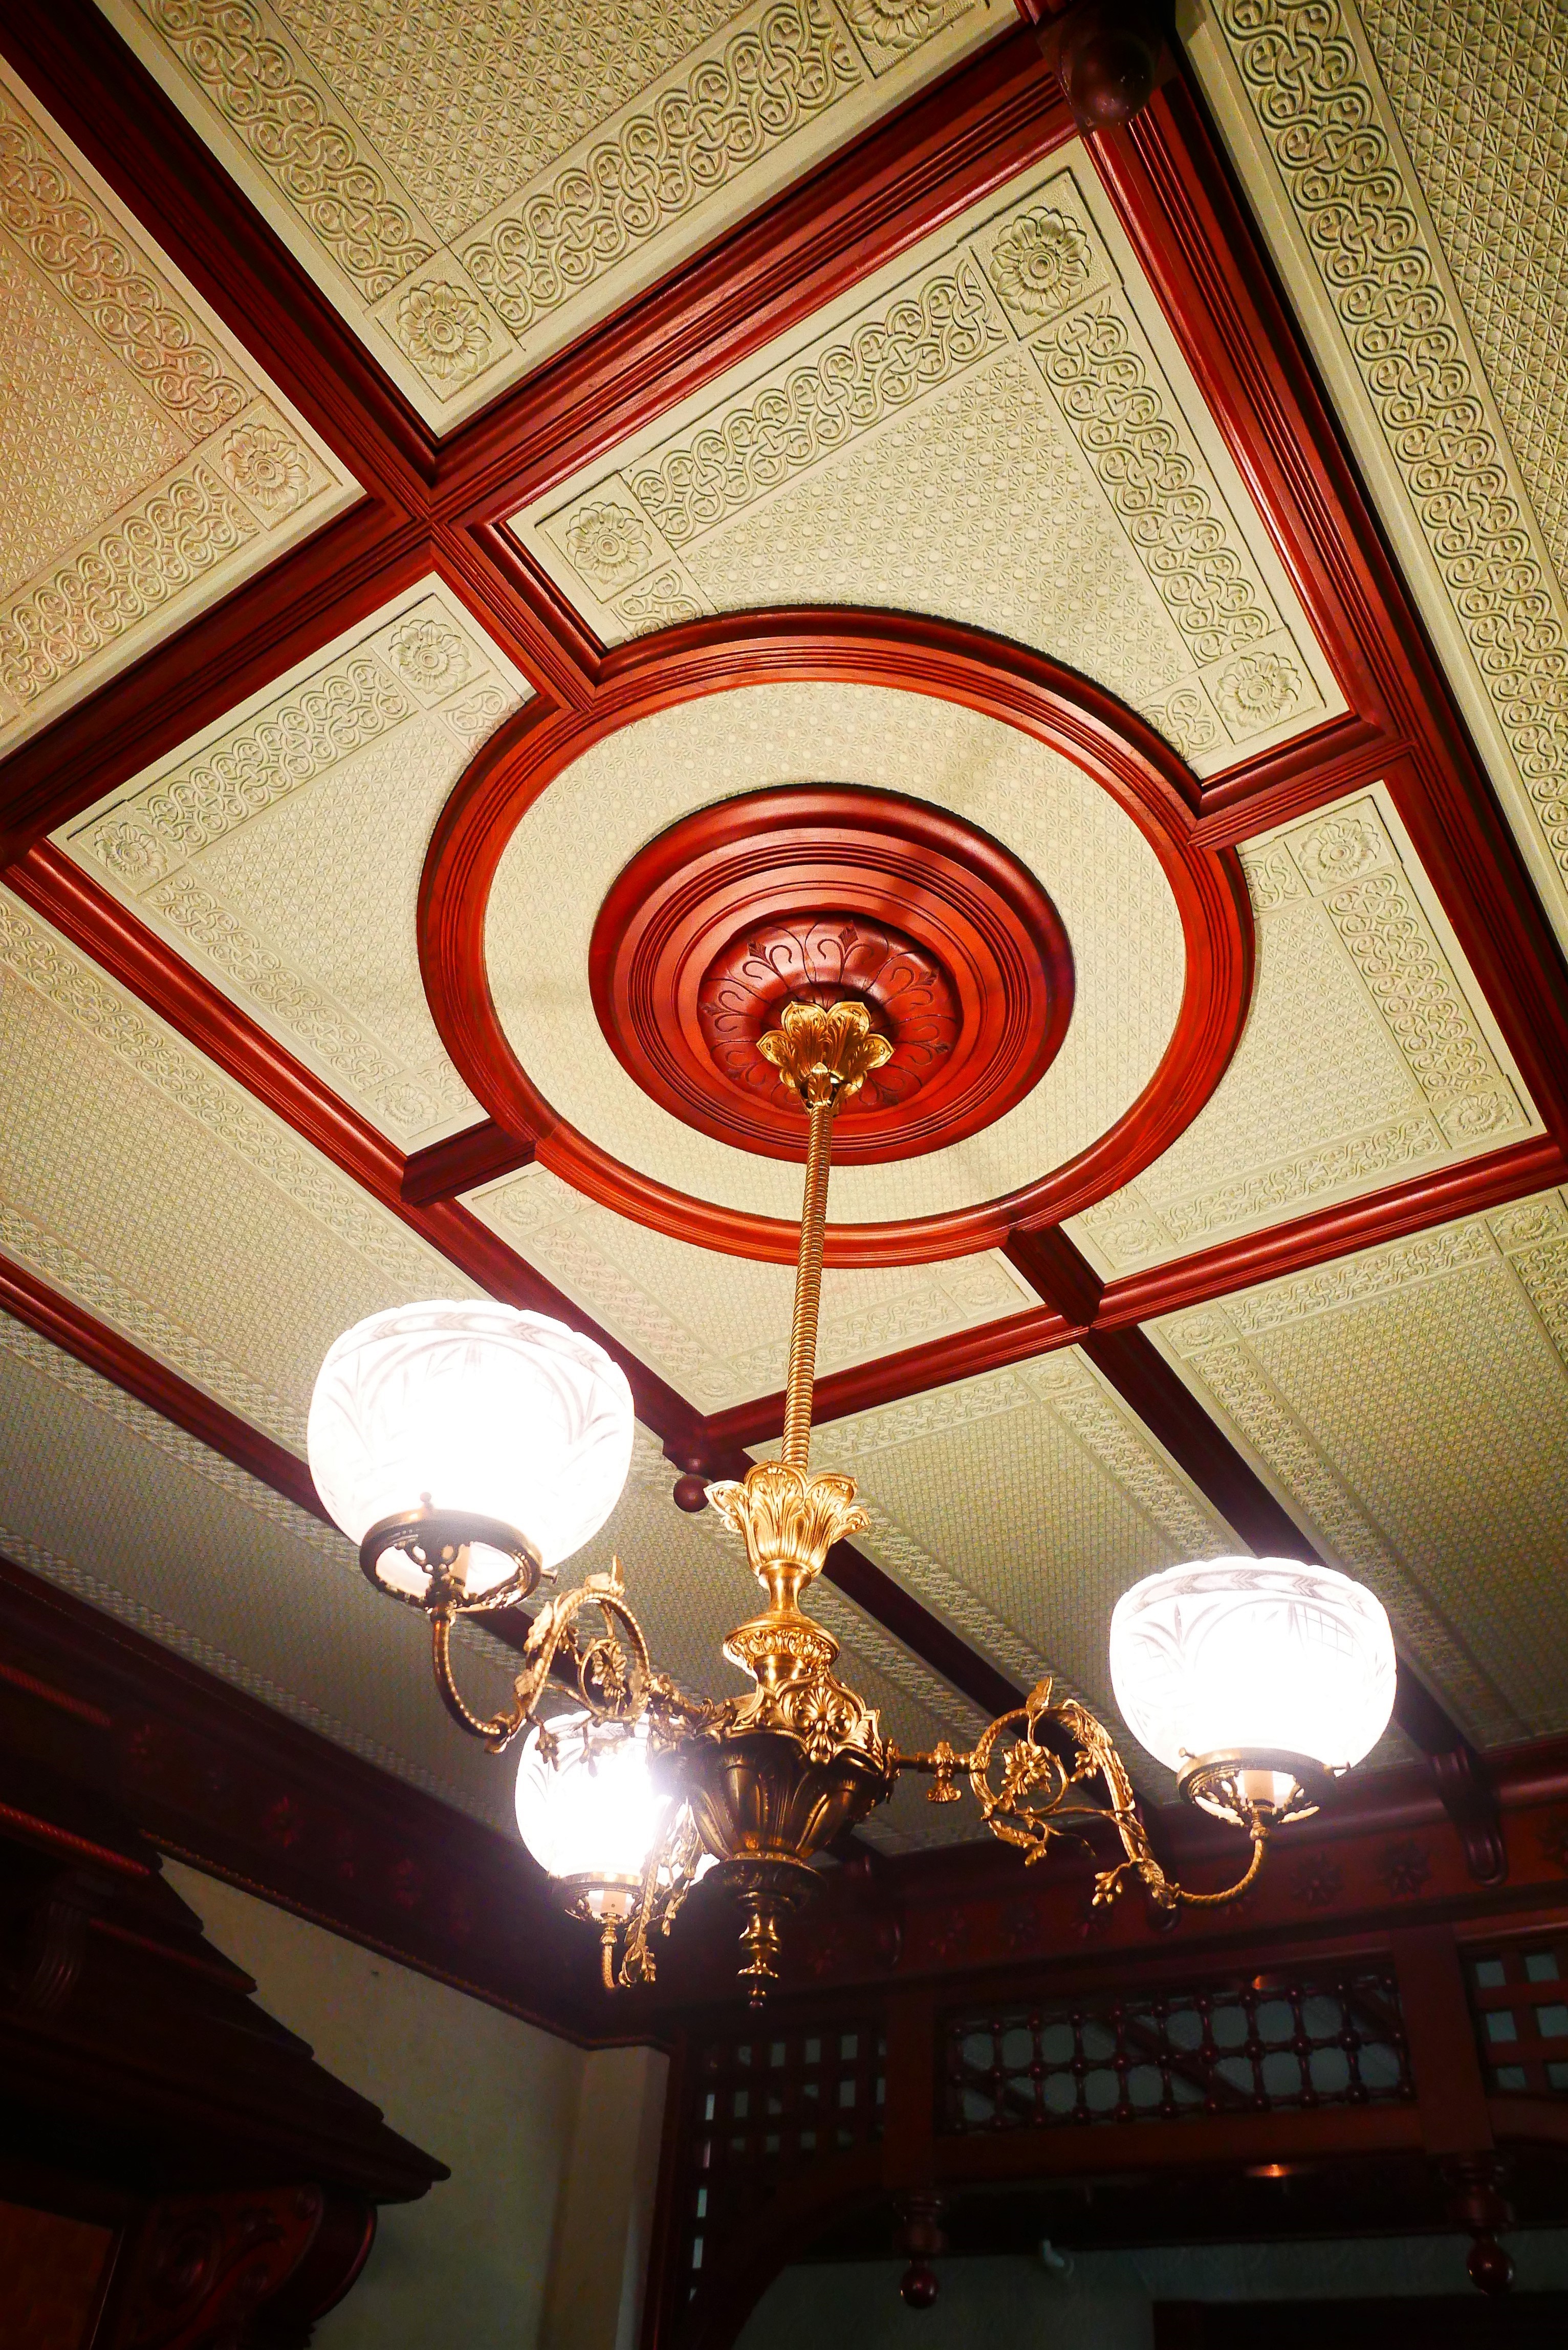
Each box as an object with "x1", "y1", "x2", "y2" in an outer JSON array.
[
  {"x1": 738, "y1": 2236, "x2": 1568, "y2": 2346},
  {"x1": 737, "y1": 2257, "x2": 1153, "y2": 2350},
  {"x1": 164, "y1": 1860, "x2": 664, "y2": 2350}
]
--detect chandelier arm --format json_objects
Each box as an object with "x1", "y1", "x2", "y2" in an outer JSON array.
[
  {"x1": 897, "y1": 1688, "x2": 1277, "y2": 1915},
  {"x1": 617, "y1": 1808, "x2": 706, "y2": 1989},
  {"x1": 430, "y1": 1609, "x2": 528, "y2": 1750},
  {"x1": 509, "y1": 1564, "x2": 657, "y2": 1727}
]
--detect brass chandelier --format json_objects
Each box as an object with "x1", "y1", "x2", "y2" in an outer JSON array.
[{"x1": 308, "y1": 1001, "x2": 1396, "y2": 2003}]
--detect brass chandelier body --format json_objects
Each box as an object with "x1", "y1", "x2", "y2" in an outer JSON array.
[{"x1": 377, "y1": 1001, "x2": 1294, "y2": 2002}]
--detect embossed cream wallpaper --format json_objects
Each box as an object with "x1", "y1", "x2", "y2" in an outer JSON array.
[
  {"x1": 514, "y1": 150, "x2": 1344, "y2": 777},
  {"x1": 1186, "y1": 0, "x2": 1568, "y2": 957},
  {"x1": 1155, "y1": 1186, "x2": 1568, "y2": 1749},
  {"x1": 98, "y1": 0, "x2": 1012, "y2": 426},
  {"x1": 0, "y1": 63, "x2": 357, "y2": 752},
  {"x1": 55, "y1": 578, "x2": 532, "y2": 1147},
  {"x1": 1069, "y1": 787, "x2": 1541, "y2": 1276}
]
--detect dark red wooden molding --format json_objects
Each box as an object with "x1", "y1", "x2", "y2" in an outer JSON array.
[
  {"x1": 0, "y1": 1548, "x2": 621, "y2": 2043},
  {"x1": 417, "y1": 610, "x2": 1255, "y2": 1265},
  {"x1": 0, "y1": 516, "x2": 431, "y2": 865},
  {"x1": 699, "y1": 1302, "x2": 1077, "y2": 1452},
  {"x1": 400, "y1": 1121, "x2": 535, "y2": 1207},
  {"x1": 1095, "y1": 1135, "x2": 1568, "y2": 1330},
  {"x1": 0, "y1": 1252, "x2": 327, "y2": 1525},
  {"x1": 705, "y1": 1134, "x2": 1566, "y2": 1450}
]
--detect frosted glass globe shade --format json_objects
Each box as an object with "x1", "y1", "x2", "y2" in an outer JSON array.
[
  {"x1": 515, "y1": 1712, "x2": 672, "y2": 1896},
  {"x1": 308, "y1": 1301, "x2": 633, "y2": 1590},
  {"x1": 1109, "y1": 1556, "x2": 1396, "y2": 1784}
]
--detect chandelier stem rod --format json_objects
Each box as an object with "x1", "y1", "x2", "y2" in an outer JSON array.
[{"x1": 780, "y1": 1089, "x2": 837, "y2": 1473}]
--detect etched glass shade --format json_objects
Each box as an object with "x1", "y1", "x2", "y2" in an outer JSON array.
[
  {"x1": 514, "y1": 1711, "x2": 671, "y2": 1898},
  {"x1": 308, "y1": 1301, "x2": 634, "y2": 1592},
  {"x1": 1109, "y1": 1557, "x2": 1396, "y2": 1784}
]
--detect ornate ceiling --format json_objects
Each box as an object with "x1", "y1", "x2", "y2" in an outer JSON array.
[{"x1": 1, "y1": 0, "x2": 1565, "y2": 1892}]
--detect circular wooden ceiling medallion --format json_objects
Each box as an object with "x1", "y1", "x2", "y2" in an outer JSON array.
[
  {"x1": 586, "y1": 787, "x2": 1075, "y2": 1163},
  {"x1": 419, "y1": 610, "x2": 1254, "y2": 1265}
]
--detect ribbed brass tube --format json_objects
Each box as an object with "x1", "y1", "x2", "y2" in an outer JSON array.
[{"x1": 780, "y1": 1091, "x2": 836, "y2": 1472}]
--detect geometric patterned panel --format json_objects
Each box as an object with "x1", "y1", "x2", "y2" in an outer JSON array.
[
  {"x1": 1156, "y1": 1187, "x2": 1568, "y2": 1749},
  {"x1": 55, "y1": 579, "x2": 532, "y2": 1147},
  {"x1": 1072, "y1": 787, "x2": 1540, "y2": 1275},
  {"x1": 514, "y1": 153, "x2": 1342, "y2": 776},
  {"x1": 0, "y1": 64, "x2": 357, "y2": 752},
  {"x1": 1192, "y1": 0, "x2": 1568, "y2": 952},
  {"x1": 0, "y1": 881, "x2": 471, "y2": 1453},
  {"x1": 467, "y1": 1164, "x2": 1038, "y2": 1411},
  {"x1": 791, "y1": 1348, "x2": 1249, "y2": 1797},
  {"x1": 100, "y1": 0, "x2": 1011, "y2": 428}
]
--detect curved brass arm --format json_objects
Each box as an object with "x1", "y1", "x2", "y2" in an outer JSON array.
[
  {"x1": 894, "y1": 1680, "x2": 1270, "y2": 1916},
  {"x1": 427, "y1": 1560, "x2": 662, "y2": 1754}
]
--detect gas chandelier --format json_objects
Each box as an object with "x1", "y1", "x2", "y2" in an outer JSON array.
[{"x1": 308, "y1": 1001, "x2": 1395, "y2": 2002}]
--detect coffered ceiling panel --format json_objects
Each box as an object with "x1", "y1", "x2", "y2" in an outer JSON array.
[
  {"x1": 512, "y1": 150, "x2": 1344, "y2": 776},
  {"x1": 467, "y1": 1164, "x2": 1036, "y2": 1412},
  {"x1": 98, "y1": 0, "x2": 1012, "y2": 428},
  {"x1": 485, "y1": 680, "x2": 1186, "y2": 1232},
  {"x1": 1155, "y1": 1186, "x2": 1568, "y2": 1751},
  {"x1": 54, "y1": 579, "x2": 533, "y2": 1147},
  {"x1": 1188, "y1": 0, "x2": 1568, "y2": 952},
  {"x1": 1069, "y1": 786, "x2": 1540, "y2": 1277},
  {"x1": 0, "y1": 879, "x2": 476, "y2": 1454},
  {"x1": 0, "y1": 62, "x2": 358, "y2": 754}
]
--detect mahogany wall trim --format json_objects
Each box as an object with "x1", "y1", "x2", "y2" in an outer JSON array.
[
  {"x1": 6, "y1": 1535, "x2": 1568, "y2": 2055},
  {"x1": 0, "y1": 1549, "x2": 618, "y2": 2046}
]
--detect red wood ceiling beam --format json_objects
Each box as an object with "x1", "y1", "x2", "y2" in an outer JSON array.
[
  {"x1": 0, "y1": 517, "x2": 431, "y2": 865},
  {"x1": 1092, "y1": 81, "x2": 1568, "y2": 1142},
  {"x1": 432, "y1": 28, "x2": 1074, "y2": 527},
  {"x1": 4, "y1": 844, "x2": 694, "y2": 1442},
  {"x1": 0, "y1": 1253, "x2": 326, "y2": 1528},
  {"x1": 707, "y1": 1131, "x2": 1565, "y2": 1451}
]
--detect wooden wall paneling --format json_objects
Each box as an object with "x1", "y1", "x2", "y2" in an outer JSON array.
[
  {"x1": 646, "y1": 1907, "x2": 1568, "y2": 2349},
  {"x1": 0, "y1": 1551, "x2": 616, "y2": 2046}
]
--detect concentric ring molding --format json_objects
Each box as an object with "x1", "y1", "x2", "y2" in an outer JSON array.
[
  {"x1": 418, "y1": 613, "x2": 1254, "y2": 1266},
  {"x1": 589, "y1": 785, "x2": 1076, "y2": 1165}
]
